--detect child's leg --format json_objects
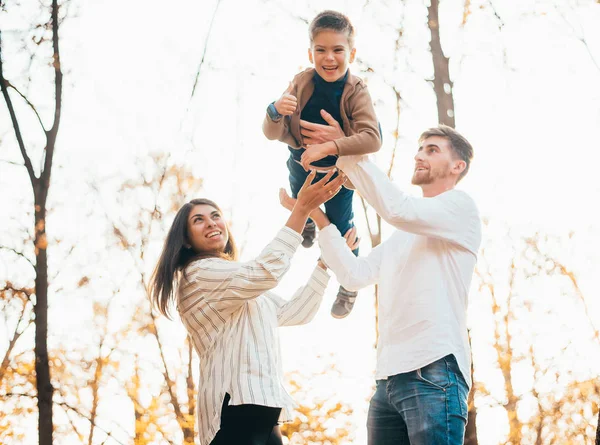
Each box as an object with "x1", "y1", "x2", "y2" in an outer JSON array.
[
  {"x1": 323, "y1": 185, "x2": 358, "y2": 256},
  {"x1": 324, "y1": 185, "x2": 360, "y2": 319},
  {"x1": 286, "y1": 156, "x2": 309, "y2": 200}
]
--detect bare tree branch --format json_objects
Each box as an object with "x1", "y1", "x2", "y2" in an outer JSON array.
[
  {"x1": 0, "y1": 159, "x2": 25, "y2": 167},
  {"x1": 56, "y1": 400, "x2": 128, "y2": 445},
  {"x1": 526, "y1": 236, "x2": 600, "y2": 345},
  {"x1": 190, "y1": 0, "x2": 222, "y2": 99},
  {"x1": 2, "y1": 391, "x2": 129, "y2": 445},
  {"x1": 0, "y1": 30, "x2": 37, "y2": 184},
  {"x1": 0, "y1": 246, "x2": 35, "y2": 271},
  {"x1": 148, "y1": 309, "x2": 192, "y2": 439},
  {"x1": 554, "y1": 2, "x2": 600, "y2": 74},
  {"x1": 386, "y1": 88, "x2": 401, "y2": 179},
  {"x1": 487, "y1": 0, "x2": 505, "y2": 29},
  {"x1": 41, "y1": 0, "x2": 63, "y2": 187},
  {"x1": 6, "y1": 80, "x2": 47, "y2": 132},
  {"x1": 0, "y1": 301, "x2": 32, "y2": 384}
]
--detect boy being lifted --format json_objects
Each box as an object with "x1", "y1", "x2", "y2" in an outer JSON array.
[{"x1": 263, "y1": 10, "x2": 381, "y2": 319}]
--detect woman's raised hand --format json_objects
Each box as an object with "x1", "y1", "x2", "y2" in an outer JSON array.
[
  {"x1": 284, "y1": 170, "x2": 346, "y2": 235},
  {"x1": 295, "y1": 170, "x2": 346, "y2": 213}
]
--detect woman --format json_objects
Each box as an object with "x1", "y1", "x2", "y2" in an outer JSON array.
[{"x1": 150, "y1": 170, "x2": 345, "y2": 445}]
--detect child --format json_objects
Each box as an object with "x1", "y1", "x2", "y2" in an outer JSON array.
[{"x1": 263, "y1": 10, "x2": 381, "y2": 319}]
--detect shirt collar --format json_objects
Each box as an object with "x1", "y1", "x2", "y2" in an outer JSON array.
[{"x1": 313, "y1": 69, "x2": 349, "y2": 90}]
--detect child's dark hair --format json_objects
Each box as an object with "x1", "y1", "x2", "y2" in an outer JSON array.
[{"x1": 309, "y1": 10, "x2": 355, "y2": 48}]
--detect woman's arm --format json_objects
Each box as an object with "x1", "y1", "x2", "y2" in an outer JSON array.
[
  {"x1": 181, "y1": 226, "x2": 303, "y2": 318},
  {"x1": 266, "y1": 263, "x2": 330, "y2": 327},
  {"x1": 181, "y1": 171, "x2": 347, "y2": 316}
]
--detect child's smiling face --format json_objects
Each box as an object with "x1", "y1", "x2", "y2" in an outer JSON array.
[{"x1": 308, "y1": 30, "x2": 356, "y2": 82}]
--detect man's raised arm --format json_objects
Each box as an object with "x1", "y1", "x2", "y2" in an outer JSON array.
[{"x1": 336, "y1": 156, "x2": 481, "y2": 255}]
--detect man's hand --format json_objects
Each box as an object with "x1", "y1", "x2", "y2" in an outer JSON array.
[
  {"x1": 300, "y1": 142, "x2": 337, "y2": 171},
  {"x1": 274, "y1": 82, "x2": 297, "y2": 116},
  {"x1": 300, "y1": 109, "x2": 345, "y2": 144}
]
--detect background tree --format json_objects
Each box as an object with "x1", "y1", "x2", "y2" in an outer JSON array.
[
  {"x1": 472, "y1": 225, "x2": 600, "y2": 444},
  {"x1": 0, "y1": 1, "x2": 63, "y2": 443},
  {"x1": 98, "y1": 154, "x2": 202, "y2": 445},
  {"x1": 2, "y1": 0, "x2": 600, "y2": 443},
  {"x1": 282, "y1": 361, "x2": 356, "y2": 445}
]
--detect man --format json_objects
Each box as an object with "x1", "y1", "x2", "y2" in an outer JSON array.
[{"x1": 290, "y1": 124, "x2": 481, "y2": 444}]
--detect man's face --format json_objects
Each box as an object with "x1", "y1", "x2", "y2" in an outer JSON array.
[
  {"x1": 411, "y1": 136, "x2": 458, "y2": 186},
  {"x1": 308, "y1": 30, "x2": 356, "y2": 82}
]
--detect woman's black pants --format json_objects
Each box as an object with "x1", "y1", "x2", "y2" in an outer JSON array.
[{"x1": 210, "y1": 394, "x2": 284, "y2": 445}]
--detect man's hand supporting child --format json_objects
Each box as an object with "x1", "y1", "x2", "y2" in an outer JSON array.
[{"x1": 300, "y1": 109, "x2": 346, "y2": 171}]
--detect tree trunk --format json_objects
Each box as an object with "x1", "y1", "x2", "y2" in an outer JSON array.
[
  {"x1": 427, "y1": 2, "x2": 476, "y2": 442},
  {"x1": 184, "y1": 340, "x2": 196, "y2": 445},
  {"x1": 464, "y1": 332, "x2": 478, "y2": 445},
  {"x1": 427, "y1": 0, "x2": 456, "y2": 127},
  {"x1": 0, "y1": 0, "x2": 62, "y2": 442},
  {"x1": 595, "y1": 408, "x2": 599, "y2": 445},
  {"x1": 34, "y1": 193, "x2": 53, "y2": 445}
]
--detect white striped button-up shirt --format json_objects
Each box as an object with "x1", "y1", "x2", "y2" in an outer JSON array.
[{"x1": 177, "y1": 227, "x2": 330, "y2": 445}]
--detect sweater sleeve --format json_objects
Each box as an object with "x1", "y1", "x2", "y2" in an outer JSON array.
[
  {"x1": 265, "y1": 265, "x2": 330, "y2": 327},
  {"x1": 334, "y1": 84, "x2": 382, "y2": 156},
  {"x1": 337, "y1": 156, "x2": 482, "y2": 255},
  {"x1": 262, "y1": 79, "x2": 300, "y2": 147},
  {"x1": 262, "y1": 112, "x2": 292, "y2": 142}
]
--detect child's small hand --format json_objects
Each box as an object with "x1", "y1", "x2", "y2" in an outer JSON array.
[
  {"x1": 274, "y1": 82, "x2": 297, "y2": 116},
  {"x1": 300, "y1": 141, "x2": 337, "y2": 171},
  {"x1": 343, "y1": 226, "x2": 360, "y2": 251},
  {"x1": 278, "y1": 188, "x2": 296, "y2": 212}
]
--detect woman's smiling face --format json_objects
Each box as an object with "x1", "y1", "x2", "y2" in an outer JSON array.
[{"x1": 187, "y1": 204, "x2": 229, "y2": 254}]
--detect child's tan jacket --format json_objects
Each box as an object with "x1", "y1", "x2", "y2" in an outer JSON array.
[{"x1": 262, "y1": 68, "x2": 381, "y2": 156}]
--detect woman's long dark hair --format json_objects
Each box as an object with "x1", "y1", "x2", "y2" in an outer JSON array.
[{"x1": 150, "y1": 198, "x2": 238, "y2": 319}]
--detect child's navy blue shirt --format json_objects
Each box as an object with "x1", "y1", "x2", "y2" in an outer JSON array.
[{"x1": 288, "y1": 70, "x2": 349, "y2": 167}]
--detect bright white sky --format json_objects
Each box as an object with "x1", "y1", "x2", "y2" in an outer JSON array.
[{"x1": 1, "y1": 0, "x2": 600, "y2": 444}]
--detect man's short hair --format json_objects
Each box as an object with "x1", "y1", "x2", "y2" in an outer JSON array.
[
  {"x1": 309, "y1": 10, "x2": 355, "y2": 48},
  {"x1": 419, "y1": 125, "x2": 474, "y2": 182}
]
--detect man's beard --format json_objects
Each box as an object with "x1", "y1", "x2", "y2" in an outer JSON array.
[
  {"x1": 411, "y1": 164, "x2": 450, "y2": 185},
  {"x1": 412, "y1": 170, "x2": 433, "y2": 185}
]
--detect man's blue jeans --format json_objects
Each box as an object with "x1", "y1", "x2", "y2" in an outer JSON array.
[{"x1": 367, "y1": 354, "x2": 469, "y2": 445}]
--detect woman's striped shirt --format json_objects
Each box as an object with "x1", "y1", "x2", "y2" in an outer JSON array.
[{"x1": 177, "y1": 227, "x2": 330, "y2": 445}]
